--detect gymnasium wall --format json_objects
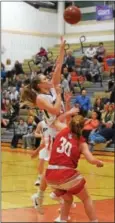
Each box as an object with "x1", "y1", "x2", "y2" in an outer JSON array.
[
  {"x1": 64, "y1": 19, "x2": 114, "y2": 44},
  {"x1": 64, "y1": 4, "x2": 114, "y2": 44},
  {"x1": 1, "y1": 2, "x2": 58, "y2": 63}
]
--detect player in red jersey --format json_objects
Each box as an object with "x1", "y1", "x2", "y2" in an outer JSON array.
[{"x1": 46, "y1": 115, "x2": 104, "y2": 222}]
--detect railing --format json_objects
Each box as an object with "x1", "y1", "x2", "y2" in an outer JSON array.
[{"x1": 80, "y1": 35, "x2": 86, "y2": 54}]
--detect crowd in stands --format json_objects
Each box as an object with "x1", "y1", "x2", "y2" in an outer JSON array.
[{"x1": 1, "y1": 42, "x2": 115, "y2": 151}]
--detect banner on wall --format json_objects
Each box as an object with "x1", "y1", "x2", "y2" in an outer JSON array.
[{"x1": 96, "y1": 5, "x2": 113, "y2": 21}]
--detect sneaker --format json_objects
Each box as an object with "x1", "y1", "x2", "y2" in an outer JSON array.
[
  {"x1": 54, "y1": 215, "x2": 70, "y2": 222},
  {"x1": 34, "y1": 178, "x2": 41, "y2": 186},
  {"x1": 31, "y1": 193, "x2": 38, "y2": 209},
  {"x1": 31, "y1": 193, "x2": 44, "y2": 215}
]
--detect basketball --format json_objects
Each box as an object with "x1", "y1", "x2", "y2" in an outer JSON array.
[{"x1": 63, "y1": 6, "x2": 81, "y2": 25}]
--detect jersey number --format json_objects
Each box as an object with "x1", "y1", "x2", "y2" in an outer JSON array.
[{"x1": 57, "y1": 137, "x2": 72, "y2": 157}]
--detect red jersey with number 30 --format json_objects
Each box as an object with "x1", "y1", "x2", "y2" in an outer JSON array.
[{"x1": 49, "y1": 127, "x2": 86, "y2": 169}]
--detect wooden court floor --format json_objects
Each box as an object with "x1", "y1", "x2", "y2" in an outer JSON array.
[{"x1": 1, "y1": 149, "x2": 114, "y2": 222}]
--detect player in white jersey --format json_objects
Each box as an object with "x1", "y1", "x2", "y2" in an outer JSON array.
[
  {"x1": 32, "y1": 120, "x2": 56, "y2": 186},
  {"x1": 20, "y1": 38, "x2": 77, "y2": 132}
]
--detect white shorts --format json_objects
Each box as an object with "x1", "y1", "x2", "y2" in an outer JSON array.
[{"x1": 39, "y1": 147, "x2": 50, "y2": 161}]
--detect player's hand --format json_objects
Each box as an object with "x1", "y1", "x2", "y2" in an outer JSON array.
[
  {"x1": 31, "y1": 150, "x2": 39, "y2": 159},
  {"x1": 96, "y1": 160, "x2": 104, "y2": 168},
  {"x1": 69, "y1": 107, "x2": 80, "y2": 115}
]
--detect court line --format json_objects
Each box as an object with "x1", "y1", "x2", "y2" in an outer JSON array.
[{"x1": 2, "y1": 198, "x2": 114, "y2": 211}]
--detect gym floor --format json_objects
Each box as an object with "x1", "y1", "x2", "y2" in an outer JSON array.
[{"x1": 1, "y1": 149, "x2": 114, "y2": 222}]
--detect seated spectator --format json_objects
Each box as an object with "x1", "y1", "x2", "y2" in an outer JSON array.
[
  {"x1": 65, "y1": 50, "x2": 75, "y2": 72},
  {"x1": 93, "y1": 97, "x2": 104, "y2": 120},
  {"x1": 108, "y1": 68, "x2": 115, "y2": 91},
  {"x1": 63, "y1": 67, "x2": 71, "y2": 89},
  {"x1": 14, "y1": 60, "x2": 24, "y2": 75},
  {"x1": 110, "y1": 83, "x2": 115, "y2": 104},
  {"x1": 22, "y1": 116, "x2": 36, "y2": 149},
  {"x1": 96, "y1": 42, "x2": 106, "y2": 63},
  {"x1": 74, "y1": 89, "x2": 92, "y2": 117},
  {"x1": 2, "y1": 99, "x2": 12, "y2": 119},
  {"x1": 23, "y1": 74, "x2": 30, "y2": 85},
  {"x1": 31, "y1": 68, "x2": 38, "y2": 80},
  {"x1": 89, "y1": 57, "x2": 102, "y2": 82},
  {"x1": 36, "y1": 47, "x2": 48, "y2": 63},
  {"x1": 5, "y1": 59, "x2": 13, "y2": 83},
  {"x1": 61, "y1": 74, "x2": 70, "y2": 101},
  {"x1": 85, "y1": 44, "x2": 97, "y2": 60},
  {"x1": 80, "y1": 56, "x2": 90, "y2": 78},
  {"x1": 101, "y1": 104, "x2": 114, "y2": 126},
  {"x1": 6, "y1": 99, "x2": 20, "y2": 128},
  {"x1": 82, "y1": 111, "x2": 100, "y2": 141},
  {"x1": 89, "y1": 121, "x2": 115, "y2": 151},
  {"x1": 11, "y1": 118, "x2": 28, "y2": 148},
  {"x1": 1, "y1": 62, "x2": 6, "y2": 84},
  {"x1": 9, "y1": 87, "x2": 19, "y2": 101}
]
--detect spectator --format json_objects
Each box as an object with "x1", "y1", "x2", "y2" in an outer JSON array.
[
  {"x1": 89, "y1": 57, "x2": 102, "y2": 82},
  {"x1": 5, "y1": 59, "x2": 13, "y2": 83},
  {"x1": 89, "y1": 121, "x2": 115, "y2": 151},
  {"x1": 1, "y1": 62, "x2": 6, "y2": 84},
  {"x1": 110, "y1": 83, "x2": 115, "y2": 104},
  {"x1": 9, "y1": 87, "x2": 19, "y2": 101},
  {"x1": 85, "y1": 44, "x2": 97, "y2": 60},
  {"x1": 14, "y1": 60, "x2": 24, "y2": 76},
  {"x1": 65, "y1": 50, "x2": 75, "y2": 72},
  {"x1": 63, "y1": 67, "x2": 71, "y2": 88},
  {"x1": 101, "y1": 104, "x2": 114, "y2": 126},
  {"x1": 22, "y1": 116, "x2": 36, "y2": 149},
  {"x1": 36, "y1": 47, "x2": 48, "y2": 63},
  {"x1": 61, "y1": 74, "x2": 70, "y2": 101},
  {"x1": 74, "y1": 89, "x2": 92, "y2": 117},
  {"x1": 93, "y1": 97, "x2": 104, "y2": 120},
  {"x1": 31, "y1": 68, "x2": 37, "y2": 80},
  {"x1": 79, "y1": 56, "x2": 92, "y2": 81},
  {"x1": 11, "y1": 118, "x2": 27, "y2": 148},
  {"x1": 6, "y1": 99, "x2": 20, "y2": 128},
  {"x1": 96, "y1": 42, "x2": 106, "y2": 63},
  {"x1": 15, "y1": 75, "x2": 23, "y2": 92},
  {"x1": 83, "y1": 111, "x2": 100, "y2": 141}
]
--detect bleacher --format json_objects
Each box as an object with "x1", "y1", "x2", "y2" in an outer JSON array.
[{"x1": 1, "y1": 40, "x2": 114, "y2": 155}]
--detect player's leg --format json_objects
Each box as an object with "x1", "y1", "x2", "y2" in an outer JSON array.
[
  {"x1": 76, "y1": 186, "x2": 98, "y2": 222},
  {"x1": 59, "y1": 193, "x2": 73, "y2": 222},
  {"x1": 35, "y1": 159, "x2": 45, "y2": 186}
]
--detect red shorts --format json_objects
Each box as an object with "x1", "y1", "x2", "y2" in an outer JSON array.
[{"x1": 45, "y1": 168, "x2": 86, "y2": 197}]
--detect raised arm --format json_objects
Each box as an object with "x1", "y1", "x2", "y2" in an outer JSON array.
[
  {"x1": 80, "y1": 142, "x2": 104, "y2": 167},
  {"x1": 52, "y1": 37, "x2": 65, "y2": 87}
]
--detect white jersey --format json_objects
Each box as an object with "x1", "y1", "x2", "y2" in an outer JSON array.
[
  {"x1": 39, "y1": 88, "x2": 65, "y2": 126},
  {"x1": 40, "y1": 120, "x2": 56, "y2": 139},
  {"x1": 39, "y1": 120, "x2": 57, "y2": 161}
]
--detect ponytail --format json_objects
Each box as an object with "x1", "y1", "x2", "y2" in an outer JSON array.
[
  {"x1": 20, "y1": 84, "x2": 37, "y2": 107},
  {"x1": 20, "y1": 74, "x2": 43, "y2": 107}
]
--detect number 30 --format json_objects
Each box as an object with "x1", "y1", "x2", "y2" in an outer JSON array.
[{"x1": 57, "y1": 137, "x2": 72, "y2": 157}]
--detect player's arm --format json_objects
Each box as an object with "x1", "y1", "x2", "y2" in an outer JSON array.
[
  {"x1": 80, "y1": 142, "x2": 104, "y2": 167},
  {"x1": 34, "y1": 122, "x2": 42, "y2": 138},
  {"x1": 31, "y1": 138, "x2": 45, "y2": 158},
  {"x1": 36, "y1": 86, "x2": 61, "y2": 115},
  {"x1": 58, "y1": 93, "x2": 79, "y2": 123},
  {"x1": 51, "y1": 37, "x2": 65, "y2": 87}
]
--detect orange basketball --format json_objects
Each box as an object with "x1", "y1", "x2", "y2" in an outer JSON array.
[{"x1": 64, "y1": 6, "x2": 81, "y2": 25}]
